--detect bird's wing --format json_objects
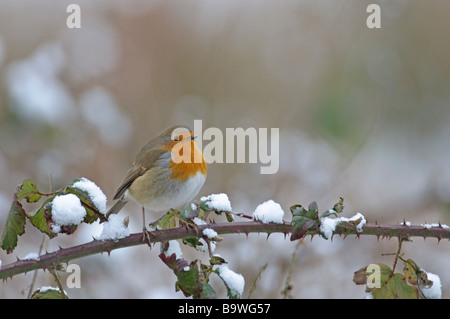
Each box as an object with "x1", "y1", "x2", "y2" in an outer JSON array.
[
  {"x1": 113, "y1": 165, "x2": 146, "y2": 200},
  {"x1": 113, "y1": 148, "x2": 166, "y2": 200}
]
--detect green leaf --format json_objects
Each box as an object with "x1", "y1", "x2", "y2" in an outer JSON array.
[
  {"x1": 199, "y1": 198, "x2": 210, "y2": 211},
  {"x1": 320, "y1": 198, "x2": 344, "y2": 218},
  {"x1": 403, "y1": 258, "x2": 433, "y2": 292},
  {"x1": 29, "y1": 197, "x2": 57, "y2": 238},
  {"x1": 333, "y1": 197, "x2": 344, "y2": 213},
  {"x1": 320, "y1": 209, "x2": 338, "y2": 218},
  {"x1": 160, "y1": 251, "x2": 204, "y2": 298},
  {"x1": 403, "y1": 259, "x2": 420, "y2": 285},
  {"x1": 159, "y1": 244, "x2": 217, "y2": 299},
  {"x1": 199, "y1": 283, "x2": 217, "y2": 299},
  {"x1": 210, "y1": 255, "x2": 226, "y2": 265},
  {"x1": 372, "y1": 273, "x2": 419, "y2": 299},
  {"x1": 224, "y1": 212, "x2": 234, "y2": 222},
  {"x1": 291, "y1": 216, "x2": 318, "y2": 241},
  {"x1": 16, "y1": 179, "x2": 42, "y2": 203},
  {"x1": 175, "y1": 262, "x2": 204, "y2": 298},
  {"x1": 0, "y1": 201, "x2": 27, "y2": 253},
  {"x1": 353, "y1": 263, "x2": 420, "y2": 299},
  {"x1": 31, "y1": 288, "x2": 68, "y2": 299},
  {"x1": 1, "y1": 179, "x2": 46, "y2": 253},
  {"x1": 179, "y1": 201, "x2": 199, "y2": 222},
  {"x1": 289, "y1": 204, "x2": 303, "y2": 215},
  {"x1": 290, "y1": 204, "x2": 319, "y2": 241},
  {"x1": 308, "y1": 201, "x2": 318, "y2": 214},
  {"x1": 152, "y1": 210, "x2": 177, "y2": 230},
  {"x1": 182, "y1": 237, "x2": 200, "y2": 248},
  {"x1": 290, "y1": 198, "x2": 346, "y2": 240}
]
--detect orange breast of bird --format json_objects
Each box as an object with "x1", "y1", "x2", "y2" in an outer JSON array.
[{"x1": 166, "y1": 139, "x2": 207, "y2": 182}]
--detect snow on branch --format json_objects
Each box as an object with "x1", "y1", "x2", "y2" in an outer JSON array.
[{"x1": 1, "y1": 179, "x2": 449, "y2": 299}]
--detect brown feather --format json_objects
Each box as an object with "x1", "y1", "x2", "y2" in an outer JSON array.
[
  {"x1": 108, "y1": 125, "x2": 195, "y2": 215},
  {"x1": 111, "y1": 125, "x2": 188, "y2": 200}
]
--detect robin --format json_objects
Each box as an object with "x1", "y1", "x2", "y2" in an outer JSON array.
[{"x1": 106, "y1": 125, "x2": 207, "y2": 242}]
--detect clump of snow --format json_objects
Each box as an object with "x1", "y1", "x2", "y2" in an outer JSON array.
[
  {"x1": 95, "y1": 214, "x2": 130, "y2": 241},
  {"x1": 191, "y1": 223, "x2": 218, "y2": 252},
  {"x1": 320, "y1": 212, "x2": 366, "y2": 240},
  {"x1": 39, "y1": 286, "x2": 62, "y2": 293},
  {"x1": 51, "y1": 194, "x2": 86, "y2": 231},
  {"x1": 201, "y1": 193, "x2": 232, "y2": 211},
  {"x1": 319, "y1": 217, "x2": 340, "y2": 240},
  {"x1": 203, "y1": 228, "x2": 218, "y2": 239},
  {"x1": 252, "y1": 200, "x2": 284, "y2": 224},
  {"x1": 196, "y1": 238, "x2": 216, "y2": 253},
  {"x1": 164, "y1": 240, "x2": 182, "y2": 259},
  {"x1": 193, "y1": 217, "x2": 207, "y2": 226},
  {"x1": 422, "y1": 272, "x2": 442, "y2": 299},
  {"x1": 23, "y1": 252, "x2": 40, "y2": 261},
  {"x1": 421, "y1": 223, "x2": 450, "y2": 230},
  {"x1": 402, "y1": 221, "x2": 411, "y2": 227},
  {"x1": 216, "y1": 265, "x2": 245, "y2": 297},
  {"x1": 72, "y1": 177, "x2": 107, "y2": 214}
]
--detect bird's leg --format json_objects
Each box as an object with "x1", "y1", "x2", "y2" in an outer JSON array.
[
  {"x1": 170, "y1": 208, "x2": 199, "y2": 235},
  {"x1": 142, "y1": 207, "x2": 152, "y2": 246}
]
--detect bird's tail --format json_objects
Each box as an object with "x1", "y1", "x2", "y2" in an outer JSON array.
[{"x1": 106, "y1": 197, "x2": 128, "y2": 218}]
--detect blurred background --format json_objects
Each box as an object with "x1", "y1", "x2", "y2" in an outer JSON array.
[{"x1": 1, "y1": 0, "x2": 450, "y2": 298}]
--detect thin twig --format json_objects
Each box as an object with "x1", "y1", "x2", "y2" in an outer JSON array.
[
  {"x1": 247, "y1": 263, "x2": 268, "y2": 299},
  {"x1": 281, "y1": 240, "x2": 302, "y2": 299},
  {"x1": 26, "y1": 234, "x2": 46, "y2": 298},
  {"x1": 392, "y1": 238, "x2": 404, "y2": 273}
]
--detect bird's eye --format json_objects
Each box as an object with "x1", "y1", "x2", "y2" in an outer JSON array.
[{"x1": 172, "y1": 136, "x2": 179, "y2": 141}]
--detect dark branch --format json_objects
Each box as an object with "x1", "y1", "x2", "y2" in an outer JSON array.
[{"x1": 1, "y1": 221, "x2": 449, "y2": 280}]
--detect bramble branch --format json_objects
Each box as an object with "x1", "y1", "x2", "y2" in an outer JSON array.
[{"x1": 1, "y1": 220, "x2": 449, "y2": 280}]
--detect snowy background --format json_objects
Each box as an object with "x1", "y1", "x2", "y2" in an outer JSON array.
[{"x1": 1, "y1": 0, "x2": 450, "y2": 298}]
